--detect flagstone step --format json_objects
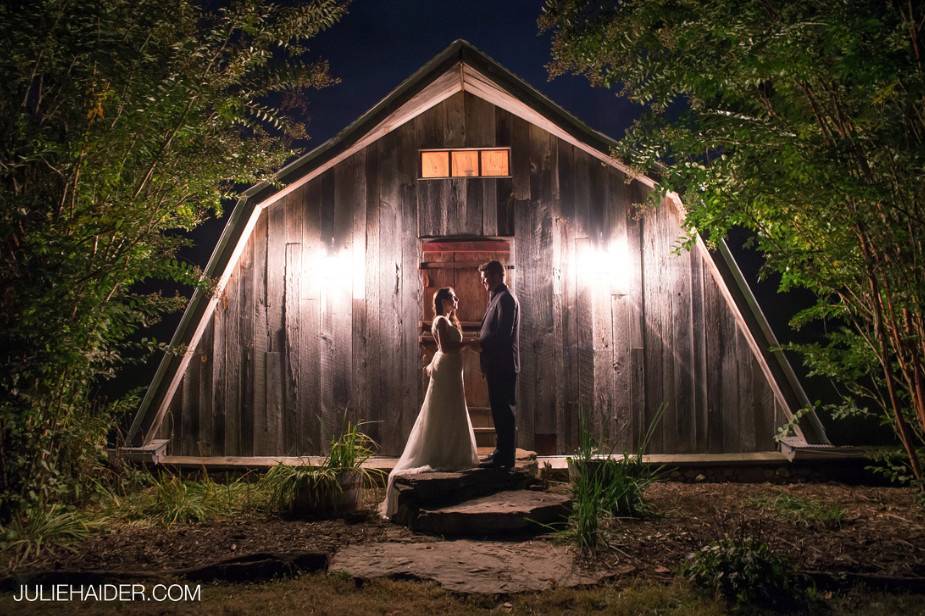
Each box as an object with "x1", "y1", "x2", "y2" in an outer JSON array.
[{"x1": 412, "y1": 489, "x2": 571, "y2": 536}]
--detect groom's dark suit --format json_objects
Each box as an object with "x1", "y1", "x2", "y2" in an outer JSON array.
[{"x1": 479, "y1": 282, "x2": 520, "y2": 467}]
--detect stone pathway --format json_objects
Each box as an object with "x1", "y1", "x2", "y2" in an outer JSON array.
[
  {"x1": 360, "y1": 449, "x2": 587, "y2": 593},
  {"x1": 330, "y1": 540, "x2": 620, "y2": 594},
  {"x1": 414, "y1": 489, "x2": 570, "y2": 535}
]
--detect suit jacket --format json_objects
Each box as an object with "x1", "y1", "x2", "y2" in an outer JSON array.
[{"x1": 479, "y1": 283, "x2": 520, "y2": 375}]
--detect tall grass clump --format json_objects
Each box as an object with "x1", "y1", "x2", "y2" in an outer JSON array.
[
  {"x1": 564, "y1": 404, "x2": 665, "y2": 554},
  {"x1": 0, "y1": 504, "x2": 92, "y2": 570},
  {"x1": 263, "y1": 421, "x2": 384, "y2": 516},
  {"x1": 95, "y1": 470, "x2": 267, "y2": 527}
]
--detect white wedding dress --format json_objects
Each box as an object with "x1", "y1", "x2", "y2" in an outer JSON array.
[{"x1": 380, "y1": 316, "x2": 480, "y2": 518}]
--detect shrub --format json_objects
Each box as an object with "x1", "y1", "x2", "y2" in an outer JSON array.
[{"x1": 682, "y1": 535, "x2": 812, "y2": 612}]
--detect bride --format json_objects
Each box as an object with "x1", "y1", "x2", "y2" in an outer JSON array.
[{"x1": 379, "y1": 287, "x2": 480, "y2": 518}]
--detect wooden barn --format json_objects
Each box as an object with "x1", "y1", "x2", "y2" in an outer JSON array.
[{"x1": 126, "y1": 40, "x2": 829, "y2": 462}]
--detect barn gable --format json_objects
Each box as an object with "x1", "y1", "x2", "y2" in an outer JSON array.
[{"x1": 127, "y1": 40, "x2": 828, "y2": 455}]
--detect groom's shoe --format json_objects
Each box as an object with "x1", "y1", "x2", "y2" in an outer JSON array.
[{"x1": 479, "y1": 457, "x2": 515, "y2": 470}]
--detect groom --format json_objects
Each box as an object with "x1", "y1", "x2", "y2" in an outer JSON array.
[{"x1": 476, "y1": 260, "x2": 520, "y2": 470}]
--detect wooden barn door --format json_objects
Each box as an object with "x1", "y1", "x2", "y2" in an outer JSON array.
[{"x1": 419, "y1": 239, "x2": 514, "y2": 448}]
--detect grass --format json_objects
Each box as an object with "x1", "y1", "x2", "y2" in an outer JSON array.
[
  {"x1": 93, "y1": 470, "x2": 270, "y2": 527},
  {"x1": 0, "y1": 504, "x2": 94, "y2": 570},
  {"x1": 749, "y1": 492, "x2": 846, "y2": 529},
  {"x1": 263, "y1": 421, "x2": 385, "y2": 515},
  {"x1": 1, "y1": 572, "x2": 921, "y2": 615},
  {"x1": 562, "y1": 404, "x2": 665, "y2": 555}
]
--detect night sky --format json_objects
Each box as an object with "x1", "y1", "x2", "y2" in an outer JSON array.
[{"x1": 154, "y1": 0, "x2": 871, "y2": 442}]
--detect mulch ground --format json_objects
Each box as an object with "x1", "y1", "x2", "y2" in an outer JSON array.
[
  {"x1": 11, "y1": 482, "x2": 925, "y2": 580},
  {"x1": 594, "y1": 482, "x2": 925, "y2": 579}
]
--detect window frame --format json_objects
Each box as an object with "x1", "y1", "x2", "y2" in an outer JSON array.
[{"x1": 417, "y1": 147, "x2": 512, "y2": 180}]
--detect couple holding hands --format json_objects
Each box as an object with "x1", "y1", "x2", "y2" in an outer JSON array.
[{"x1": 380, "y1": 260, "x2": 520, "y2": 518}]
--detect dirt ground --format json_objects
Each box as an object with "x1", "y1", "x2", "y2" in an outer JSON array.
[{"x1": 12, "y1": 481, "x2": 925, "y2": 581}]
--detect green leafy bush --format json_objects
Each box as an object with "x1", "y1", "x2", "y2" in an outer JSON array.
[
  {"x1": 682, "y1": 535, "x2": 812, "y2": 612},
  {"x1": 0, "y1": 0, "x2": 346, "y2": 524}
]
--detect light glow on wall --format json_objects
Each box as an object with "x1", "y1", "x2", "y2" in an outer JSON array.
[
  {"x1": 312, "y1": 244, "x2": 365, "y2": 300},
  {"x1": 579, "y1": 236, "x2": 631, "y2": 295}
]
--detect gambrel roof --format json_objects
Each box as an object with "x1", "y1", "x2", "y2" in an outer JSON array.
[{"x1": 128, "y1": 40, "x2": 829, "y2": 448}]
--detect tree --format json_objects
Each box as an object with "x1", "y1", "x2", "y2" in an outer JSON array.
[
  {"x1": 540, "y1": 0, "x2": 925, "y2": 479},
  {"x1": 0, "y1": 0, "x2": 348, "y2": 521}
]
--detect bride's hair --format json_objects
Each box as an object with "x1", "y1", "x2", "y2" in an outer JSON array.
[{"x1": 433, "y1": 287, "x2": 461, "y2": 330}]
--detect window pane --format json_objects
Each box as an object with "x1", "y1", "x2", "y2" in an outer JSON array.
[
  {"x1": 421, "y1": 151, "x2": 449, "y2": 178},
  {"x1": 451, "y1": 150, "x2": 479, "y2": 177},
  {"x1": 480, "y1": 149, "x2": 509, "y2": 176}
]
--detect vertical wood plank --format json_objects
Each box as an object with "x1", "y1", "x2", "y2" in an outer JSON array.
[
  {"x1": 444, "y1": 92, "x2": 465, "y2": 235},
  {"x1": 609, "y1": 171, "x2": 632, "y2": 452},
  {"x1": 333, "y1": 154, "x2": 361, "y2": 431},
  {"x1": 223, "y1": 263, "x2": 242, "y2": 455},
  {"x1": 318, "y1": 170, "x2": 337, "y2": 453},
  {"x1": 351, "y1": 150, "x2": 369, "y2": 431},
  {"x1": 378, "y1": 130, "x2": 403, "y2": 455},
  {"x1": 265, "y1": 202, "x2": 287, "y2": 452},
  {"x1": 494, "y1": 109, "x2": 515, "y2": 236},
  {"x1": 415, "y1": 102, "x2": 448, "y2": 238},
  {"x1": 210, "y1": 286, "x2": 226, "y2": 454},
  {"x1": 670, "y1": 209, "x2": 695, "y2": 453},
  {"x1": 703, "y1": 261, "x2": 728, "y2": 452},
  {"x1": 465, "y1": 93, "x2": 495, "y2": 235},
  {"x1": 238, "y1": 237, "x2": 255, "y2": 456},
  {"x1": 576, "y1": 236, "x2": 595, "y2": 448},
  {"x1": 590, "y1": 165, "x2": 615, "y2": 448},
  {"x1": 399, "y1": 121, "x2": 422, "y2": 448},
  {"x1": 627, "y1": 182, "x2": 647, "y2": 450},
  {"x1": 691, "y1": 247, "x2": 709, "y2": 452},
  {"x1": 755, "y1": 362, "x2": 776, "y2": 450},
  {"x1": 641, "y1": 198, "x2": 669, "y2": 452},
  {"x1": 736, "y1": 328, "x2": 757, "y2": 452},
  {"x1": 180, "y1": 353, "x2": 197, "y2": 455},
  {"x1": 252, "y1": 212, "x2": 270, "y2": 454},
  {"x1": 364, "y1": 145, "x2": 382, "y2": 448},
  {"x1": 284, "y1": 242, "x2": 302, "y2": 454},
  {"x1": 266, "y1": 351, "x2": 282, "y2": 453},
  {"x1": 510, "y1": 116, "x2": 531, "y2": 202},
  {"x1": 300, "y1": 179, "x2": 322, "y2": 452},
  {"x1": 552, "y1": 199, "x2": 567, "y2": 454},
  {"x1": 197, "y1": 319, "x2": 213, "y2": 456}
]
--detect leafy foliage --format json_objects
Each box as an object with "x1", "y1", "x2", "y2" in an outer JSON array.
[
  {"x1": 682, "y1": 535, "x2": 813, "y2": 612},
  {"x1": 540, "y1": 0, "x2": 925, "y2": 478},
  {"x1": 0, "y1": 0, "x2": 347, "y2": 523}
]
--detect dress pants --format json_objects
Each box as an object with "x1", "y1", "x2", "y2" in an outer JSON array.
[{"x1": 486, "y1": 370, "x2": 517, "y2": 465}]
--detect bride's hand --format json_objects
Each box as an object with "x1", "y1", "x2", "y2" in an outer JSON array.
[{"x1": 421, "y1": 354, "x2": 433, "y2": 377}]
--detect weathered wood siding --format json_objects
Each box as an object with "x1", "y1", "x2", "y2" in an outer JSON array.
[{"x1": 163, "y1": 92, "x2": 783, "y2": 456}]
